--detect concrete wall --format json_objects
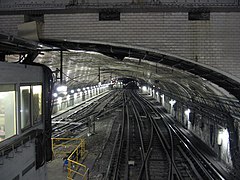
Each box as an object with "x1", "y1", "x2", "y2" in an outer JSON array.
[{"x1": 0, "y1": 12, "x2": 240, "y2": 79}]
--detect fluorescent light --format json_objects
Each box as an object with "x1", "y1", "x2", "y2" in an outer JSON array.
[
  {"x1": 185, "y1": 109, "x2": 191, "y2": 115},
  {"x1": 169, "y1": 99, "x2": 176, "y2": 106},
  {"x1": 57, "y1": 85, "x2": 67, "y2": 92},
  {"x1": 142, "y1": 86, "x2": 147, "y2": 91}
]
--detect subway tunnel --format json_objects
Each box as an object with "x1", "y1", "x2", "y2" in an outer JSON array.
[
  {"x1": 2, "y1": 35, "x2": 240, "y2": 171},
  {"x1": 0, "y1": 1, "x2": 240, "y2": 179}
]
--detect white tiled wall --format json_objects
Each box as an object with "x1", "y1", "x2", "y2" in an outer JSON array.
[
  {"x1": 0, "y1": 12, "x2": 240, "y2": 79},
  {"x1": 0, "y1": 15, "x2": 24, "y2": 35},
  {"x1": 41, "y1": 12, "x2": 240, "y2": 78}
]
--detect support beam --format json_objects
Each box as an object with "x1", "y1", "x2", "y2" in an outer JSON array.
[
  {"x1": 60, "y1": 50, "x2": 63, "y2": 84},
  {"x1": 22, "y1": 51, "x2": 38, "y2": 64},
  {"x1": 98, "y1": 67, "x2": 100, "y2": 83}
]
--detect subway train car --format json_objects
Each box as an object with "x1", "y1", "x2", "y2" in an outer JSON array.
[{"x1": 0, "y1": 61, "x2": 53, "y2": 180}]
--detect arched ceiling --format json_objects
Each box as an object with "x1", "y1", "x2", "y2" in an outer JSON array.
[
  {"x1": 1, "y1": 33, "x2": 240, "y2": 120},
  {"x1": 32, "y1": 49, "x2": 240, "y2": 120},
  {"x1": 41, "y1": 39, "x2": 240, "y2": 101}
]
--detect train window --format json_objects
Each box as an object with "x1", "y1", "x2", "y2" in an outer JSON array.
[
  {"x1": 20, "y1": 86, "x2": 31, "y2": 130},
  {"x1": 0, "y1": 85, "x2": 16, "y2": 142},
  {"x1": 32, "y1": 85, "x2": 42, "y2": 123}
]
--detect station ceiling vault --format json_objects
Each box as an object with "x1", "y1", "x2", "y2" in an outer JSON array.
[{"x1": 1, "y1": 33, "x2": 240, "y2": 121}]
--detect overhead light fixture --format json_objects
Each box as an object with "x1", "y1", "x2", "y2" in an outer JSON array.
[
  {"x1": 68, "y1": 49, "x2": 86, "y2": 53},
  {"x1": 217, "y1": 128, "x2": 229, "y2": 147},
  {"x1": 142, "y1": 86, "x2": 147, "y2": 91},
  {"x1": 169, "y1": 99, "x2": 176, "y2": 106},
  {"x1": 185, "y1": 109, "x2": 191, "y2": 115},
  {"x1": 56, "y1": 85, "x2": 67, "y2": 92}
]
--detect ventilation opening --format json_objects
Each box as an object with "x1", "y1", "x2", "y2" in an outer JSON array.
[
  {"x1": 188, "y1": 12, "x2": 210, "y2": 21},
  {"x1": 24, "y1": 14, "x2": 44, "y2": 23},
  {"x1": 99, "y1": 10, "x2": 120, "y2": 21}
]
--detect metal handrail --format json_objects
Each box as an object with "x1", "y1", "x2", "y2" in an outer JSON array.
[
  {"x1": 67, "y1": 140, "x2": 88, "y2": 180},
  {"x1": 51, "y1": 138, "x2": 85, "y2": 158}
]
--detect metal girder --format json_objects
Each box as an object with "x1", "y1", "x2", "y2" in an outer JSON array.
[{"x1": 0, "y1": 33, "x2": 59, "y2": 56}]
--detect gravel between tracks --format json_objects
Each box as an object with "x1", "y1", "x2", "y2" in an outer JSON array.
[{"x1": 81, "y1": 108, "x2": 123, "y2": 180}]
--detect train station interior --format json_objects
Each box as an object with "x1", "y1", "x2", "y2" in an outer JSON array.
[{"x1": 0, "y1": 0, "x2": 240, "y2": 180}]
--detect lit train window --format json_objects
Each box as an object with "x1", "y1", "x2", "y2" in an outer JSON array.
[
  {"x1": 32, "y1": 85, "x2": 42, "y2": 123},
  {"x1": 0, "y1": 85, "x2": 16, "y2": 142},
  {"x1": 20, "y1": 86, "x2": 31, "y2": 130}
]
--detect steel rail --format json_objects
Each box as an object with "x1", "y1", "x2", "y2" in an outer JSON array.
[
  {"x1": 112, "y1": 92, "x2": 128, "y2": 180},
  {"x1": 131, "y1": 91, "x2": 173, "y2": 180},
  {"x1": 139, "y1": 92, "x2": 226, "y2": 180},
  {"x1": 130, "y1": 99, "x2": 151, "y2": 180}
]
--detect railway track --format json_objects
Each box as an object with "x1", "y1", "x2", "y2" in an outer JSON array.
[
  {"x1": 52, "y1": 90, "x2": 123, "y2": 138},
  {"x1": 132, "y1": 92, "x2": 171, "y2": 180},
  {"x1": 106, "y1": 91, "x2": 171, "y2": 179},
  {"x1": 106, "y1": 90, "x2": 226, "y2": 180},
  {"x1": 50, "y1": 88, "x2": 228, "y2": 180},
  {"x1": 106, "y1": 92, "x2": 130, "y2": 179},
  {"x1": 135, "y1": 91, "x2": 225, "y2": 180}
]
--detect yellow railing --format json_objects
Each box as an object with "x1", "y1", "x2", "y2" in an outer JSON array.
[
  {"x1": 51, "y1": 138, "x2": 85, "y2": 158},
  {"x1": 67, "y1": 143, "x2": 89, "y2": 180},
  {"x1": 67, "y1": 159, "x2": 89, "y2": 180},
  {"x1": 51, "y1": 137, "x2": 88, "y2": 179}
]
